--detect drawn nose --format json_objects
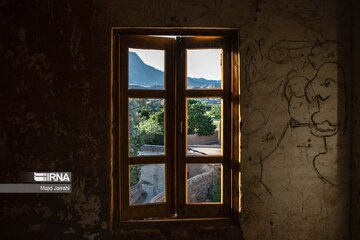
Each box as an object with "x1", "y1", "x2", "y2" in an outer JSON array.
[
  {"x1": 307, "y1": 55, "x2": 312, "y2": 64},
  {"x1": 305, "y1": 82, "x2": 316, "y2": 102},
  {"x1": 307, "y1": 54, "x2": 315, "y2": 68}
]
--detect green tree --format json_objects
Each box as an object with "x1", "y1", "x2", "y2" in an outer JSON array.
[
  {"x1": 129, "y1": 99, "x2": 164, "y2": 156},
  {"x1": 130, "y1": 99, "x2": 217, "y2": 156},
  {"x1": 208, "y1": 104, "x2": 221, "y2": 120},
  {"x1": 129, "y1": 99, "x2": 146, "y2": 157},
  {"x1": 139, "y1": 109, "x2": 164, "y2": 145},
  {"x1": 208, "y1": 175, "x2": 221, "y2": 202},
  {"x1": 129, "y1": 113, "x2": 144, "y2": 157},
  {"x1": 130, "y1": 165, "x2": 142, "y2": 186},
  {"x1": 187, "y1": 99, "x2": 216, "y2": 136}
]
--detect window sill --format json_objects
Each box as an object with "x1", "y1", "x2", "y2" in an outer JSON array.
[{"x1": 115, "y1": 217, "x2": 237, "y2": 231}]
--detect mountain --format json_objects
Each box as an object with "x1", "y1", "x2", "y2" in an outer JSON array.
[{"x1": 129, "y1": 52, "x2": 221, "y2": 89}]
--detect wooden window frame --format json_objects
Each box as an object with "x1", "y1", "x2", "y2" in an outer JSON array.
[{"x1": 111, "y1": 28, "x2": 240, "y2": 229}]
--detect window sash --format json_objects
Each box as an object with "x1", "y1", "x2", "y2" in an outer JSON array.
[
  {"x1": 119, "y1": 35, "x2": 175, "y2": 220},
  {"x1": 176, "y1": 36, "x2": 232, "y2": 218}
]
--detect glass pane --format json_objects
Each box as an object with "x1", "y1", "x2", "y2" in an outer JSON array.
[
  {"x1": 187, "y1": 164, "x2": 222, "y2": 203},
  {"x1": 129, "y1": 48, "x2": 165, "y2": 89},
  {"x1": 130, "y1": 164, "x2": 166, "y2": 205},
  {"x1": 187, "y1": 98, "x2": 222, "y2": 156},
  {"x1": 129, "y1": 98, "x2": 165, "y2": 157},
  {"x1": 186, "y1": 49, "x2": 222, "y2": 89}
]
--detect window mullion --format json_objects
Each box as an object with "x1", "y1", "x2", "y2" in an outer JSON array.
[
  {"x1": 175, "y1": 36, "x2": 187, "y2": 218},
  {"x1": 165, "y1": 38, "x2": 176, "y2": 218}
]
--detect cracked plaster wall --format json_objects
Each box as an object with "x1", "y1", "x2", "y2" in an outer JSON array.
[{"x1": 0, "y1": 0, "x2": 354, "y2": 240}]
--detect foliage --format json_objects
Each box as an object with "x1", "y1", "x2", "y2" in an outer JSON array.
[
  {"x1": 208, "y1": 104, "x2": 221, "y2": 120},
  {"x1": 187, "y1": 99, "x2": 216, "y2": 136},
  {"x1": 208, "y1": 174, "x2": 221, "y2": 202},
  {"x1": 130, "y1": 165, "x2": 142, "y2": 186},
  {"x1": 129, "y1": 99, "x2": 145, "y2": 157},
  {"x1": 129, "y1": 99, "x2": 164, "y2": 156},
  {"x1": 129, "y1": 99, "x2": 217, "y2": 157},
  {"x1": 138, "y1": 107, "x2": 164, "y2": 145}
]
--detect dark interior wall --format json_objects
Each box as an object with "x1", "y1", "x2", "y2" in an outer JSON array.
[
  {"x1": 0, "y1": 0, "x2": 353, "y2": 240},
  {"x1": 351, "y1": 0, "x2": 360, "y2": 239},
  {"x1": 0, "y1": 1, "x2": 105, "y2": 239}
]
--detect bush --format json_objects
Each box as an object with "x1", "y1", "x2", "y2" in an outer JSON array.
[
  {"x1": 188, "y1": 99, "x2": 216, "y2": 136},
  {"x1": 130, "y1": 165, "x2": 142, "y2": 186},
  {"x1": 208, "y1": 174, "x2": 221, "y2": 202},
  {"x1": 130, "y1": 99, "x2": 217, "y2": 156},
  {"x1": 138, "y1": 107, "x2": 164, "y2": 145}
]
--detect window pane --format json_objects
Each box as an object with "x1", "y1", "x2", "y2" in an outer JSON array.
[
  {"x1": 186, "y1": 49, "x2": 222, "y2": 89},
  {"x1": 187, "y1": 164, "x2": 222, "y2": 203},
  {"x1": 130, "y1": 164, "x2": 166, "y2": 205},
  {"x1": 129, "y1": 48, "x2": 165, "y2": 89},
  {"x1": 129, "y1": 98, "x2": 165, "y2": 157},
  {"x1": 186, "y1": 98, "x2": 222, "y2": 156}
]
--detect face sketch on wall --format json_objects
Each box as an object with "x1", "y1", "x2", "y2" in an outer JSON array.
[
  {"x1": 245, "y1": 39, "x2": 347, "y2": 190},
  {"x1": 285, "y1": 41, "x2": 346, "y2": 185},
  {"x1": 305, "y1": 62, "x2": 344, "y2": 137}
]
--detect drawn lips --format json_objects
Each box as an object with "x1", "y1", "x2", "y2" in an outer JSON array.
[{"x1": 311, "y1": 121, "x2": 338, "y2": 136}]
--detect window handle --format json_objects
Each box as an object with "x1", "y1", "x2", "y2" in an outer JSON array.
[{"x1": 179, "y1": 121, "x2": 183, "y2": 134}]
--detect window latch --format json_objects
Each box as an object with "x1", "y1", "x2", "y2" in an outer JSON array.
[{"x1": 179, "y1": 121, "x2": 183, "y2": 134}]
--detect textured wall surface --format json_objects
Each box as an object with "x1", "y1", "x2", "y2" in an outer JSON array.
[
  {"x1": 351, "y1": 1, "x2": 360, "y2": 239},
  {"x1": 0, "y1": 0, "x2": 353, "y2": 239}
]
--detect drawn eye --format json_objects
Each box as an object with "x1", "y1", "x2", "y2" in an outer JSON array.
[{"x1": 320, "y1": 78, "x2": 332, "y2": 88}]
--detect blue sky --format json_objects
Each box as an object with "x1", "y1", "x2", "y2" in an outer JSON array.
[{"x1": 130, "y1": 48, "x2": 222, "y2": 80}]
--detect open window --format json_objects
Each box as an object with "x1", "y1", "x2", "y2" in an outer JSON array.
[{"x1": 111, "y1": 29, "x2": 240, "y2": 226}]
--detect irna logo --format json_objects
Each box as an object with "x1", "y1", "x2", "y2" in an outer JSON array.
[{"x1": 33, "y1": 172, "x2": 71, "y2": 182}]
